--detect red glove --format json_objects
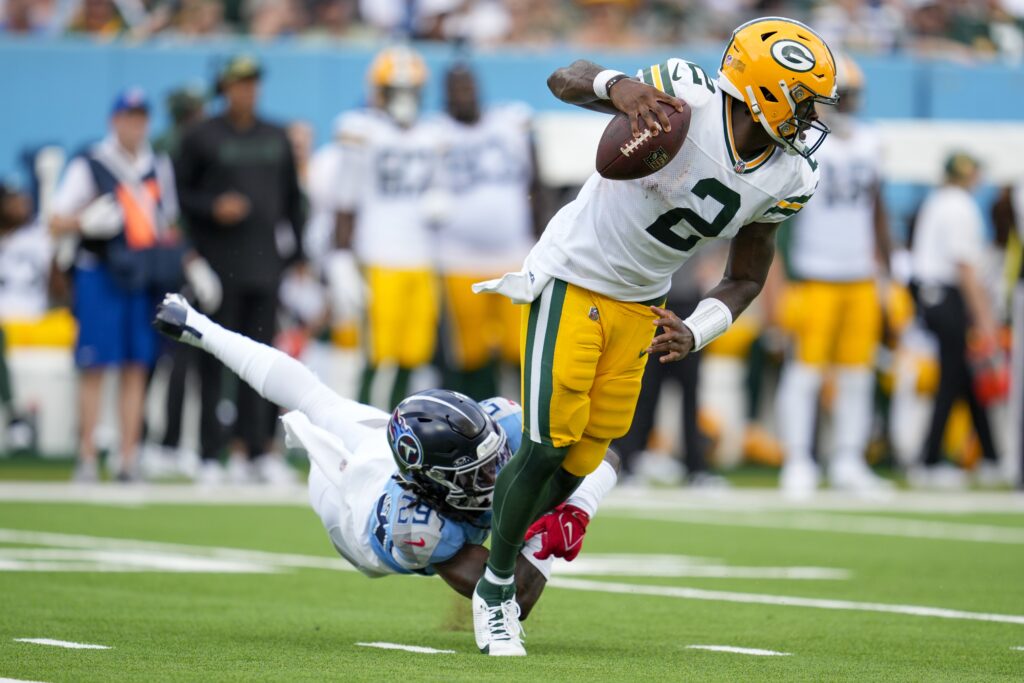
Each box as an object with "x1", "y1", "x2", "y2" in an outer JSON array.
[{"x1": 523, "y1": 504, "x2": 591, "y2": 561}]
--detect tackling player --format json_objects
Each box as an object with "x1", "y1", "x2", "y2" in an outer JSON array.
[
  {"x1": 775, "y1": 54, "x2": 893, "y2": 496},
  {"x1": 472, "y1": 17, "x2": 837, "y2": 655},
  {"x1": 435, "y1": 64, "x2": 538, "y2": 400},
  {"x1": 152, "y1": 294, "x2": 617, "y2": 634},
  {"x1": 324, "y1": 46, "x2": 441, "y2": 410}
]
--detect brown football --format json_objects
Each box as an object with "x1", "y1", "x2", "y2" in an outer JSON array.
[{"x1": 596, "y1": 101, "x2": 691, "y2": 180}]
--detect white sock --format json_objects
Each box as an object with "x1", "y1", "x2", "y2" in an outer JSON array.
[
  {"x1": 831, "y1": 367, "x2": 874, "y2": 470},
  {"x1": 520, "y1": 536, "x2": 554, "y2": 581},
  {"x1": 484, "y1": 567, "x2": 514, "y2": 586},
  {"x1": 566, "y1": 460, "x2": 618, "y2": 518},
  {"x1": 777, "y1": 361, "x2": 823, "y2": 468}
]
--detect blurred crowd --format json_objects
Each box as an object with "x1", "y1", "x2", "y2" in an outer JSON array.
[
  {"x1": 2, "y1": 0, "x2": 1024, "y2": 59},
  {"x1": 1, "y1": 42, "x2": 1022, "y2": 493}
]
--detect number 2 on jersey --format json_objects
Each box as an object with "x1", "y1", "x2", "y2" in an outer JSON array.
[{"x1": 645, "y1": 177, "x2": 742, "y2": 252}]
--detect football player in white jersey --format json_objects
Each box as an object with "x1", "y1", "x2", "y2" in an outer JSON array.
[
  {"x1": 325, "y1": 46, "x2": 442, "y2": 410},
  {"x1": 153, "y1": 293, "x2": 618, "y2": 628},
  {"x1": 471, "y1": 17, "x2": 838, "y2": 655},
  {"x1": 435, "y1": 64, "x2": 537, "y2": 400},
  {"x1": 775, "y1": 54, "x2": 893, "y2": 496}
]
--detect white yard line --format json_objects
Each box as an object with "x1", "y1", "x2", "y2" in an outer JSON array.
[
  {"x1": 0, "y1": 677, "x2": 51, "y2": 683},
  {"x1": 355, "y1": 642, "x2": 455, "y2": 654},
  {"x1": 13, "y1": 638, "x2": 110, "y2": 650},
  {"x1": 1012, "y1": 646, "x2": 1024, "y2": 651},
  {"x1": 0, "y1": 529, "x2": 353, "y2": 572},
  {"x1": 549, "y1": 578, "x2": 1024, "y2": 626},
  {"x1": 1, "y1": 483, "x2": 1023, "y2": 514},
  {"x1": 617, "y1": 511, "x2": 1024, "y2": 545},
  {"x1": 685, "y1": 645, "x2": 790, "y2": 656}
]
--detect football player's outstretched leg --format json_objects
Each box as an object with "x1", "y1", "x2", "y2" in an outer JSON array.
[
  {"x1": 473, "y1": 17, "x2": 837, "y2": 655},
  {"x1": 153, "y1": 293, "x2": 619, "y2": 651}
]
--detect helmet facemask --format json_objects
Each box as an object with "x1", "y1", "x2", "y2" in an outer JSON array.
[{"x1": 744, "y1": 80, "x2": 838, "y2": 158}]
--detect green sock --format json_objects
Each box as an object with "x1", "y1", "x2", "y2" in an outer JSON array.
[
  {"x1": 389, "y1": 367, "x2": 412, "y2": 410},
  {"x1": 0, "y1": 328, "x2": 12, "y2": 411},
  {"x1": 486, "y1": 439, "x2": 567, "y2": 578},
  {"x1": 357, "y1": 365, "x2": 376, "y2": 406},
  {"x1": 530, "y1": 466, "x2": 585, "y2": 521}
]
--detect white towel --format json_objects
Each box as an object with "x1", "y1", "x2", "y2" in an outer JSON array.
[{"x1": 471, "y1": 256, "x2": 552, "y2": 304}]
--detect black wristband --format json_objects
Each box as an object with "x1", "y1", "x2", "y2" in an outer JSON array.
[{"x1": 605, "y1": 74, "x2": 630, "y2": 95}]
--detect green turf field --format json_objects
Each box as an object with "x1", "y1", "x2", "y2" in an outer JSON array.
[{"x1": 1, "y1": 487, "x2": 1023, "y2": 682}]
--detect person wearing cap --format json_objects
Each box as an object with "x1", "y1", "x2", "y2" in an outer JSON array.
[
  {"x1": 909, "y1": 152, "x2": 1002, "y2": 487},
  {"x1": 175, "y1": 54, "x2": 306, "y2": 485},
  {"x1": 49, "y1": 87, "x2": 179, "y2": 482}
]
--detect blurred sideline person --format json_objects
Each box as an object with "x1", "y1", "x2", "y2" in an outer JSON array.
[
  {"x1": 995, "y1": 180, "x2": 1024, "y2": 488},
  {"x1": 49, "y1": 88, "x2": 177, "y2": 482},
  {"x1": 909, "y1": 152, "x2": 1001, "y2": 487},
  {"x1": 326, "y1": 46, "x2": 440, "y2": 410},
  {"x1": 0, "y1": 182, "x2": 51, "y2": 452},
  {"x1": 175, "y1": 55, "x2": 307, "y2": 485},
  {"x1": 147, "y1": 85, "x2": 218, "y2": 479},
  {"x1": 775, "y1": 55, "x2": 893, "y2": 496},
  {"x1": 435, "y1": 63, "x2": 537, "y2": 400}
]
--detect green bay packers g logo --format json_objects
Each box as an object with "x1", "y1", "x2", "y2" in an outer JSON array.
[{"x1": 770, "y1": 39, "x2": 816, "y2": 73}]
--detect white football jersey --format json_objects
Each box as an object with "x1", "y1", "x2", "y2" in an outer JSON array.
[
  {"x1": 788, "y1": 122, "x2": 881, "y2": 282},
  {"x1": 0, "y1": 222, "x2": 51, "y2": 321},
  {"x1": 332, "y1": 109, "x2": 442, "y2": 269},
  {"x1": 528, "y1": 58, "x2": 820, "y2": 303},
  {"x1": 433, "y1": 104, "x2": 535, "y2": 274}
]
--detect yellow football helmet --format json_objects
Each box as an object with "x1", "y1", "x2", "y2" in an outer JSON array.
[
  {"x1": 718, "y1": 17, "x2": 838, "y2": 158},
  {"x1": 368, "y1": 45, "x2": 428, "y2": 90},
  {"x1": 834, "y1": 52, "x2": 864, "y2": 94}
]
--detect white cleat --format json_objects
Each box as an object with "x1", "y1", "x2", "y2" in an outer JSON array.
[
  {"x1": 254, "y1": 453, "x2": 297, "y2": 486},
  {"x1": 196, "y1": 460, "x2": 225, "y2": 486},
  {"x1": 780, "y1": 460, "x2": 820, "y2": 500},
  {"x1": 829, "y1": 460, "x2": 895, "y2": 496},
  {"x1": 226, "y1": 455, "x2": 254, "y2": 485},
  {"x1": 472, "y1": 579, "x2": 526, "y2": 656}
]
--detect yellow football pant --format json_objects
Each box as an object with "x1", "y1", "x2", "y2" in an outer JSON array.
[
  {"x1": 443, "y1": 274, "x2": 520, "y2": 370},
  {"x1": 364, "y1": 267, "x2": 438, "y2": 368},
  {"x1": 781, "y1": 280, "x2": 881, "y2": 367},
  {"x1": 521, "y1": 279, "x2": 660, "y2": 476}
]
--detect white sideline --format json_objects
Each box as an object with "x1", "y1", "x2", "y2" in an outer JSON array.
[
  {"x1": 549, "y1": 578, "x2": 1024, "y2": 626},
  {"x1": 0, "y1": 677, "x2": 50, "y2": 683},
  {"x1": 356, "y1": 642, "x2": 455, "y2": 654},
  {"x1": 13, "y1": 638, "x2": 110, "y2": 650},
  {"x1": 620, "y1": 511, "x2": 1024, "y2": 545},
  {"x1": 1, "y1": 483, "x2": 1024, "y2": 514},
  {"x1": 686, "y1": 645, "x2": 790, "y2": 656}
]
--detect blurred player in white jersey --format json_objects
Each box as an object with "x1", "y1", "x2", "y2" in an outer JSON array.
[
  {"x1": 435, "y1": 64, "x2": 537, "y2": 400},
  {"x1": 776, "y1": 54, "x2": 893, "y2": 496},
  {"x1": 325, "y1": 46, "x2": 441, "y2": 409}
]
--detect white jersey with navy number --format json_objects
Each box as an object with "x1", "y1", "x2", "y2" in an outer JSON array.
[
  {"x1": 299, "y1": 395, "x2": 524, "y2": 578},
  {"x1": 527, "y1": 58, "x2": 821, "y2": 302},
  {"x1": 331, "y1": 109, "x2": 442, "y2": 269},
  {"x1": 434, "y1": 104, "x2": 535, "y2": 274},
  {"x1": 0, "y1": 222, "x2": 51, "y2": 321},
  {"x1": 789, "y1": 122, "x2": 881, "y2": 282}
]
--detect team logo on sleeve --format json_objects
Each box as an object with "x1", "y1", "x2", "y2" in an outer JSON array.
[{"x1": 770, "y1": 40, "x2": 816, "y2": 73}]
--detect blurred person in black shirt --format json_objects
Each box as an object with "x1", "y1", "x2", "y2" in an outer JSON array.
[{"x1": 175, "y1": 54, "x2": 306, "y2": 485}]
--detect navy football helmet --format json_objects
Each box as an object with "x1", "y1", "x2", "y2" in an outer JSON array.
[{"x1": 386, "y1": 389, "x2": 512, "y2": 522}]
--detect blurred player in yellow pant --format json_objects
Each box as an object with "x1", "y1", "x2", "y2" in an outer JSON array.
[
  {"x1": 776, "y1": 55, "x2": 893, "y2": 496},
  {"x1": 325, "y1": 47, "x2": 441, "y2": 409},
  {"x1": 434, "y1": 65, "x2": 537, "y2": 400}
]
